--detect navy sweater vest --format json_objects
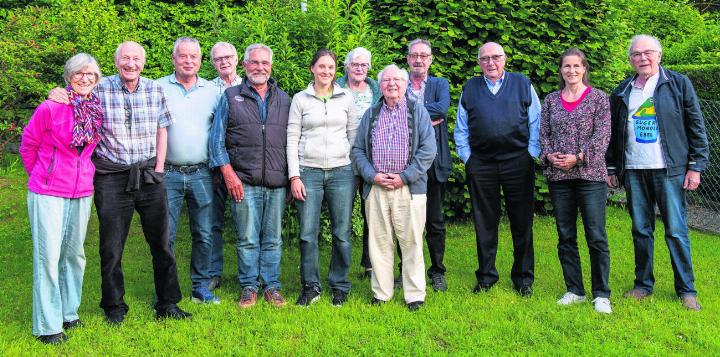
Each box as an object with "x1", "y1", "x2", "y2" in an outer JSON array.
[{"x1": 461, "y1": 72, "x2": 532, "y2": 161}]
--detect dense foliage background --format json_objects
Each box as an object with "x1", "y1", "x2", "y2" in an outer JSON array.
[{"x1": 1, "y1": 0, "x2": 718, "y2": 221}]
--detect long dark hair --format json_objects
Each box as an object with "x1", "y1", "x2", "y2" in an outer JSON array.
[{"x1": 558, "y1": 47, "x2": 590, "y2": 89}]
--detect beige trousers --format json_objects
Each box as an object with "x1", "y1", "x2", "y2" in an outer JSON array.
[{"x1": 366, "y1": 185, "x2": 427, "y2": 303}]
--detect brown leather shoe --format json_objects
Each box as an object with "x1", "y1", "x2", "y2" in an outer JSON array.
[
  {"x1": 263, "y1": 288, "x2": 287, "y2": 307},
  {"x1": 680, "y1": 295, "x2": 701, "y2": 311},
  {"x1": 623, "y1": 288, "x2": 651, "y2": 300},
  {"x1": 238, "y1": 287, "x2": 257, "y2": 308}
]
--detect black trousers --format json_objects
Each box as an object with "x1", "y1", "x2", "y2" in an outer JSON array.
[
  {"x1": 466, "y1": 153, "x2": 535, "y2": 288},
  {"x1": 549, "y1": 179, "x2": 610, "y2": 298},
  {"x1": 94, "y1": 172, "x2": 182, "y2": 314}
]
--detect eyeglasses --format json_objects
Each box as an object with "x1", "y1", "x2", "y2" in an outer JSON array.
[
  {"x1": 350, "y1": 63, "x2": 370, "y2": 70},
  {"x1": 408, "y1": 53, "x2": 431, "y2": 61},
  {"x1": 630, "y1": 50, "x2": 659, "y2": 60},
  {"x1": 213, "y1": 55, "x2": 235, "y2": 63},
  {"x1": 72, "y1": 72, "x2": 97, "y2": 81},
  {"x1": 478, "y1": 55, "x2": 505, "y2": 64},
  {"x1": 381, "y1": 77, "x2": 406, "y2": 84}
]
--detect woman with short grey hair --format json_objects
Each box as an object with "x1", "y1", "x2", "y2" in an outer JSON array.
[{"x1": 20, "y1": 53, "x2": 103, "y2": 344}]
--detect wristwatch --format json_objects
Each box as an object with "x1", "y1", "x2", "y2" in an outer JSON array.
[{"x1": 575, "y1": 152, "x2": 585, "y2": 167}]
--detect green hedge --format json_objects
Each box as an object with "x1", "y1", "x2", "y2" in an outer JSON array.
[{"x1": 665, "y1": 64, "x2": 720, "y2": 100}]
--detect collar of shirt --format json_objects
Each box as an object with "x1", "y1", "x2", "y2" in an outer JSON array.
[
  {"x1": 169, "y1": 72, "x2": 209, "y2": 93},
  {"x1": 382, "y1": 97, "x2": 408, "y2": 113},
  {"x1": 212, "y1": 75, "x2": 242, "y2": 89},
  {"x1": 483, "y1": 71, "x2": 506, "y2": 93},
  {"x1": 631, "y1": 72, "x2": 660, "y2": 92},
  {"x1": 110, "y1": 74, "x2": 146, "y2": 93}
]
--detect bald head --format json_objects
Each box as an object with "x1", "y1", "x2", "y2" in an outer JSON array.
[{"x1": 477, "y1": 42, "x2": 506, "y2": 82}]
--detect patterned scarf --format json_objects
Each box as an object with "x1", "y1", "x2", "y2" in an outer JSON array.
[{"x1": 67, "y1": 86, "x2": 103, "y2": 147}]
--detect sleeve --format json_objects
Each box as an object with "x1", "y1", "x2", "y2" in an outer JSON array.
[
  {"x1": 157, "y1": 87, "x2": 175, "y2": 128},
  {"x1": 583, "y1": 91, "x2": 611, "y2": 168},
  {"x1": 681, "y1": 76, "x2": 710, "y2": 172},
  {"x1": 19, "y1": 102, "x2": 52, "y2": 175},
  {"x1": 453, "y1": 92, "x2": 471, "y2": 163},
  {"x1": 208, "y1": 94, "x2": 231, "y2": 168},
  {"x1": 286, "y1": 94, "x2": 304, "y2": 178},
  {"x1": 527, "y1": 84, "x2": 541, "y2": 159},
  {"x1": 423, "y1": 77, "x2": 451, "y2": 119},
  {"x1": 400, "y1": 106, "x2": 437, "y2": 184},
  {"x1": 351, "y1": 109, "x2": 377, "y2": 183},
  {"x1": 539, "y1": 95, "x2": 553, "y2": 165}
]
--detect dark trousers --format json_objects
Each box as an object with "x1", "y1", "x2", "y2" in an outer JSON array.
[
  {"x1": 466, "y1": 153, "x2": 535, "y2": 288},
  {"x1": 549, "y1": 179, "x2": 610, "y2": 298},
  {"x1": 360, "y1": 194, "x2": 371, "y2": 269},
  {"x1": 94, "y1": 172, "x2": 182, "y2": 314},
  {"x1": 424, "y1": 165, "x2": 447, "y2": 276}
]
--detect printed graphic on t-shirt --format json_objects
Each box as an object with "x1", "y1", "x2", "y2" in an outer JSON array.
[{"x1": 632, "y1": 97, "x2": 657, "y2": 144}]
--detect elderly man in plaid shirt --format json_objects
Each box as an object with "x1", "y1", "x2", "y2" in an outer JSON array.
[
  {"x1": 351, "y1": 64, "x2": 436, "y2": 311},
  {"x1": 49, "y1": 41, "x2": 191, "y2": 324}
]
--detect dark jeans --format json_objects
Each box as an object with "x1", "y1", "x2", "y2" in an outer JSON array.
[
  {"x1": 624, "y1": 169, "x2": 696, "y2": 297},
  {"x1": 466, "y1": 153, "x2": 535, "y2": 288},
  {"x1": 209, "y1": 183, "x2": 227, "y2": 278},
  {"x1": 94, "y1": 172, "x2": 182, "y2": 314},
  {"x1": 549, "y1": 179, "x2": 610, "y2": 298},
  {"x1": 360, "y1": 193, "x2": 371, "y2": 269}
]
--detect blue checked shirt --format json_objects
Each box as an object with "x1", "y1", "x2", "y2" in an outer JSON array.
[
  {"x1": 93, "y1": 75, "x2": 174, "y2": 165},
  {"x1": 372, "y1": 98, "x2": 410, "y2": 174}
]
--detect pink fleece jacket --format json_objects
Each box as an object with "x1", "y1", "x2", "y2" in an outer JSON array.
[{"x1": 20, "y1": 100, "x2": 99, "y2": 198}]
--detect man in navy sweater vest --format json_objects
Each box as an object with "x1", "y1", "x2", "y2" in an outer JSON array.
[{"x1": 454, "y1": 42, "x2": 541, "y2": 297}]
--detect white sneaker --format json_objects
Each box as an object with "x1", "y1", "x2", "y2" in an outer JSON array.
[
  {"x1": 593, "y1": 297, "x2": 612, "y2": 314},
  {"x1": 557, "y1": 292, "x2": 586, "y2": 305}
]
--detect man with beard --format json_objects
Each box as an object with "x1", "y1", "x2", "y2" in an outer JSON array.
[{"x1": 209, "y1": 44, "x2": 291, "y2": 308}]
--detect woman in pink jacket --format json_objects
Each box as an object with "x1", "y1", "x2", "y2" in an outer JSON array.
[{"x1": 20, "y1": 53, "x2": 103, "y2": 344}]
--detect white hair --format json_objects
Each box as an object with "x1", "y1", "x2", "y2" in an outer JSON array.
[
  {"x1": 407, "y1": 38, "x2": 432, "y2": 54},
  {"x1": 628, "y1": 34, "x2": 663, "y2": 57},
  {"x1": 344, "y1": 47, "x2": 372, "y2": 68},
  {"x1": 377, "y1": 64, "x2": 409, "y2": 82},
  {"x1": 211, "y1": 41, "x2": 237, "y2": 60},
  {"x1": 243, "y1": 44, "x2": 274, "y2": 64},
  {"x1": 63, "y1": 53, "x2": 102, "y2": 85},
  {"x1": 172, "y1": 37, "x2": 201, "y2": 57},
  {"x1": 114, "y1": 41, "x2": 146, "y2": 64}
]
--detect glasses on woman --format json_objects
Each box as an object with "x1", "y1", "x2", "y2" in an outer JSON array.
[
  {"x1": 72, "y1": 72, "x2": 97, "y2": 81},
  {"x1": 350, "y1": 63, "x2": 369, "y2": 70}
]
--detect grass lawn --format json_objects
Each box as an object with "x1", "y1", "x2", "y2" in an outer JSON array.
[{"x1": 0, "y1": 168, "x2": 719, "y2": 355}]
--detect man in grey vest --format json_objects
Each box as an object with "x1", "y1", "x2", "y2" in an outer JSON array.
[{"x1": 209, "y1": 44, "x2": 291, "y2": 308}]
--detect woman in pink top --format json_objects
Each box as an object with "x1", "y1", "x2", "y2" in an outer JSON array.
[
  {"x1": 20, "y1": 53, "x2": 103, "y2": 344},
  {"x1": 539, "y1": 48, "x2": 612, "y2": 314}
]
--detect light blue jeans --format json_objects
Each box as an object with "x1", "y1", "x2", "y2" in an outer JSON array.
[
  {"x1": 165, "y1": 167, "x2": 215, "y2": 291},
  {"x1": 232, "y1": 184, "x2": 286, "y2": 292},
  {"x1": 28, "y1": 192, "x2": 91, "y2": 336}
]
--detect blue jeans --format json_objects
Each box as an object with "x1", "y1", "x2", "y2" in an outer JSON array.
[
  {"x1": 624, "y1": 169, "x2": 696, "y2": 297},
  {"x1": 28, "y1": 192, "x2": 92, "y2": 336},
  {"x1": 210, "y1": 183, "x2": 228, "y2": 278},
  {"x1": 165, "y1": 167, "x2": 214, "y2": 291},
  {"x1": 296, "y1": 165, "x2": 355, "y2": 292},
  {"x1": 549, "y1": 180, "x2": 610, "y2": 298},
  {"x1": 231, "y1": 184, "x2": 286, "y2": 291}
]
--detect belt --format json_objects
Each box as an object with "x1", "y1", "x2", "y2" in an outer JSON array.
[{"x1": 165, "y1": 162, "x2": 207, "y2": 174}]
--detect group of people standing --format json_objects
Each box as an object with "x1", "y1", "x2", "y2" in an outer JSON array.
[{"x1": 20, "y1": 33, "x2": 708, "y2": 344}]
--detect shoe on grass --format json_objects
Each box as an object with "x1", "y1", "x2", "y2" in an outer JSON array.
[
  {"x1": 63, "y1": 319, "x2": 83, "y2": 330},
  {"x1": 37, "y1": 332, "x2": 67, "y2": 345},
  {"x1": 105, "y1": 311, "x2": 126, "y2": 325},
  {"x1": 407, "y1": 300, "x2": 424, "y2": 312},
  {"x1": 263, "y1": 288, "x2": 287, "y2": 307},
  {"x1": 331, "y1": 289, "x2": 348, "y2": 307},
  {"x1": 192, "y1": 287, "x2": 220, "y2": 304},
  {"x1": 156, "y1": 305, "x2": 192, "y2": 320},
  {"x1": 472, "y1": 283, "x2": 493, "y2": 294},
  {"x1": 370, "y1": 297, "x2": 386, "y2": 305},
  {"x1": 623, "y1": 288, "x2": 651, "y2": 300},
  {"x1": 557, "y1": 292, "x2": 586, "y2": 305},
  {"x1": 515, "y1": 285, "x2": 533, "y2": 298},
  {"x1": 296, "y1": 284, "x2": 321, "y2": 307},
  {"x1": 680, "y1": 295, "x2": 701, "y2": 311},
  {"x1": 238, "y1": 287, "x2": 257, "y2": 308},
  {"x1": 592, "y1": 297, "x2": 612, "y2": 314},
  {"x1": 431, "y1": 273, "x2": 447, "y2": 292}
]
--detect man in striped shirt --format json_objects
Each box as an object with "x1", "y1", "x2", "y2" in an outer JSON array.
[{"x1": 351, "y1": 64, "x2": 436, "y2": 311}]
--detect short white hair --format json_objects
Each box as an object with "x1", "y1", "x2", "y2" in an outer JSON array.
[
  {"x1": 63, "y1": 53, "x2": 102, "y2": 85},
  {"x1": 407, "y1": 38, "x2": 432, "y2": 54},
  {"x1": 172, "y1": 37, "x2": 201, "y2": 57},
  {"x1": 114, "y1": 41, "x2": 146, "y2": 64},
  {"x1": 377, "y1": 64, "x2": 409, "y2": 82},
  {"x1": 211, "y1": 42, "x2": 237, "y2": 60},
  {"x1": 628, "y1": 34, "x2": 662, "y2": 57},
  {"x1": 243, "y1": 44, "x2": 273, "y2": 64},
  {"x1": 344, "y1": 47, "x2": 372, "y2": 68}
]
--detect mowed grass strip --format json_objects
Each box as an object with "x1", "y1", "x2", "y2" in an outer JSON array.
[{"x1": 0, "y1": 170, "x2": 718, "y2": 355}]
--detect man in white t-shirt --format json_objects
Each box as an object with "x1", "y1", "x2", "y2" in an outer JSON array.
[{"x1": 606, "y1": 35, "x2": 709, "y2": 311}]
